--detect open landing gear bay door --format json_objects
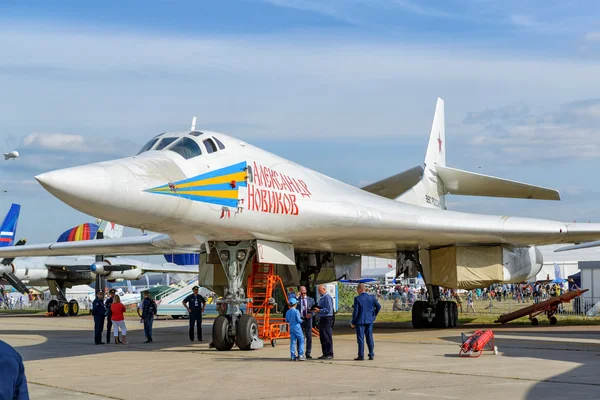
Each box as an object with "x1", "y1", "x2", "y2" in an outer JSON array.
[{"x1": 255, "y1": 240, "x2": 295, "y2": 265}]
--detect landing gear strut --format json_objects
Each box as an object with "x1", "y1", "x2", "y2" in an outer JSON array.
[
  {"x1": 210, "y1": 241, "x2": 262, "y2": 351},
  {"x1": 48, "y1": 280, "x2": 79, "y2": 317}
]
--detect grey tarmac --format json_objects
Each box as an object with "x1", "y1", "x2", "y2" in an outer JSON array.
[{"x1": 2, "y1": 314, "x2": 599, "y2": 400}]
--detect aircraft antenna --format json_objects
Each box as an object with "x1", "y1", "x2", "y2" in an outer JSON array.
[{"x1": 191, "y1": 116, "x2": 197, "y2": 131}]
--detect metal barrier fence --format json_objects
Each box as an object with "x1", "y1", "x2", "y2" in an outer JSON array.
[{"x1": 375, "y1": 293, "x2": 600, "y2": 317}]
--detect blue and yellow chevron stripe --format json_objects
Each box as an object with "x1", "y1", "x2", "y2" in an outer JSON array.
[{"x1": 145, "y1": 161, "x2": 247, "y2": 207}]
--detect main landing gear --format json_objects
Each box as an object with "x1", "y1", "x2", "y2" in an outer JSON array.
[
  {"x1": 411, "y1": 285, "x2": 458, "y2": 329},
  {"x1": 47, "y1": 280, "x2": 79, "y2": 317},
  {"x1": 210, "y1": 241, "x2": 262, "y2": 351}
]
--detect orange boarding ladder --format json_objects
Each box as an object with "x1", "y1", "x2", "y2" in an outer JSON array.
[{"x1": 246, "y1": 260, "x2": 290, "y2": 347}]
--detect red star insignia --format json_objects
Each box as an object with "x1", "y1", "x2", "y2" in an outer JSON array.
[{"x1": 437, "y1": 133, "x2": 442, "y2": 153}]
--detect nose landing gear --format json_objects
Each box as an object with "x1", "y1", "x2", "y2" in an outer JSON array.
[{"x1": 210, "y1": 241, "x2": 263, "y2": 351}]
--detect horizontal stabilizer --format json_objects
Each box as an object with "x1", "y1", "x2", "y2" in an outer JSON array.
[
  {"x1": 435, "y1": 166, "x2": 560, "y2": 201},
  {"x1": 361, "y1": 166, "x2": 424, "y2": 200}
]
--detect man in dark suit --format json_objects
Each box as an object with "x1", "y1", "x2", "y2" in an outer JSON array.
[
  {"x1": 297, "y1": 286, "x2": 315, "y2": 359},
  {"x1": 351, "y1": 283, "x2": 381, "y2": 361}
]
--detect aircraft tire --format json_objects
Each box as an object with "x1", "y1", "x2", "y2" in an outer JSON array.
[
  {"x1": 57, "y1": 302, "x2": 69, "y2": 317},
  {"x1": 411, "y1": 301, "x2": 424, "y2": 329},
  {"x1": 236, "y1": 314, "x2": 258, "y2": 350},
  {"x1": 531, "y1": 318, "x2": 539, "y2": 326},
  {"x1": 171, "y1": 315, "x2": 181, "y2": 320},
  {"x1": 449, "y1": 302, "x2": 458, "y2": 327},
  {"x1": 47, "y1": 300, "x2": 59, "y2": 316},
  {"x1": 434, "y1": 301, "x2": 450, "y2": 329},
  {"x1": 68, "y1": 300, "x2": 79, "y2": 316},
  {"x1": 213, "y1": 316, "x2": 234, "y2": 351},
  {"x1": 549, "y1": 316, "x2": 558, "y2": 325}
]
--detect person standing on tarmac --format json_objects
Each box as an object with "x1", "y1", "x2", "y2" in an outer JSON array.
[
  {"x1": 297, "y1": 286, "x2": 315, "y2": 359},
  {"x1": 91, "y1": 291, "x2": 107, "y2": 345},
  {"x1": 0, "y1": 339, "x2": 29, "y2": 400},
  {"x1": 350, "y1": 283, "x2": 381, "y2": 361},
  {"x1": 105, "y1": 289, "x2": 116, "y2": 344},
  {"x1": 285, "y1": 297, "x2": 305, "y2": 361},
  {"x1": 182, "y1": 286, "x2": 206, "y2": 342},
  {"x1": 313, "y1": 285, "x2": 334, "y2": 360},
  {"x1": 137, "y1": 290, "x2": 156, "y2": 343}
]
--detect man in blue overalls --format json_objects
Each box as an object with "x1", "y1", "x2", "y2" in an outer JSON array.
[
  {"x1": 91, "y1": 291, "x2": 107, "y2": 345},
  {"x1": 182, "y1": 286, "x2": 206, "y2": 342}
]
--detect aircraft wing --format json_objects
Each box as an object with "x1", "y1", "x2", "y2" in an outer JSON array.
[
  {"x1": 141, "y1": 263, "x2": 198, "y2": 274},
  {"x1": 554, "y1": 241, "x2": 600, "y2": 252},
  {"x1": 361, "y1": 166, "x2": 424, "y2": 199},
  {"x1": 0, "y1": 234, "x2": 200, "y2": 258}
]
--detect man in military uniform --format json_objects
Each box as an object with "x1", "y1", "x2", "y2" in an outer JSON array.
[
  {"x1": 182, "y1": 286, "x2": 206, "y2": 341},
  {"x1": 91, "y1": 291, "x2": 107, "y2": 345},
  {"x1": 105, "y1": 289, "x2": 116, "y2": 344},
  {"x1": 137, "y1": 290, "x2": 156, "y2": 343}
]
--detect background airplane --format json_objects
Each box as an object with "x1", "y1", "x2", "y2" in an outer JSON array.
[
  {"x1": 0, "y1": 206, "x2": 196, "y2": 316},
  {"x1": 3, "y1": 98, "x2": 600, "y2": 349}
]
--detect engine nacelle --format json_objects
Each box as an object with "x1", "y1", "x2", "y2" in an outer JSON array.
[
  {"x1": 106, "y1": 268, "x2": 142, "y2": 281},
  {"x1": 90, "y1": 262, "x2": 110, "y2": 276},
  {"x1": 0, "y1": 264, "x2": 14, "y2": 274},
  {"x1": 501, "y1": 246, "x2": 543, "y2": 283},
  {"x1": 429, "y1": 245, "x2": 543, "y2": 289}
]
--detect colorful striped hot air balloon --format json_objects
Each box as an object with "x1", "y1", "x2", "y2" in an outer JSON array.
[{"x1": 57, "y1": 223, "x2": 100, "y2": 242}]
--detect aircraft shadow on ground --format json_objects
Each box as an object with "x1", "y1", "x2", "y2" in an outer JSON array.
[
  {"x1": 1, "y1": 323, "x2": 219, "y2": 362},
  {"x1": 439, "y1": 326, "x2": 600, "y2": 399}
]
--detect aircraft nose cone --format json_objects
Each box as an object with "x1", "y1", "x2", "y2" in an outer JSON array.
[
  {"x1": 36, "y1": 165, "x2": 112, "y2": 205},
  {"x1": 35, "y1": 157, "x2": 186, "y2": 228}
]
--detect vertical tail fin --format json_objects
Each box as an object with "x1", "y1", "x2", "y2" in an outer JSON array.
[
  {"x1": 396, "y1": 98, "x2": 446, "y2": 209},
  {"x1": 0, "y1": 204, "x2": 21, "y2": 247},
  {"x1": 424, "y1": 98, "x2": 446, "y2": 169}
]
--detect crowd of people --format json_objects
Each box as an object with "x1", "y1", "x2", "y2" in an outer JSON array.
[
  {"x1": 375, "y1": 279, "x2": 580, "y2": 314},
  {"x1": 91, "y1": 288, "x2": 157, "y2": 345},
  {"x1": 284, "y1": 283, "x2": 381, "y2": 361}
]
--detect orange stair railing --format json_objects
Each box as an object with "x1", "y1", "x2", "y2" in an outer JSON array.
[{"x1": 246, "y1": 260, "x2": 290, "y2": 346}]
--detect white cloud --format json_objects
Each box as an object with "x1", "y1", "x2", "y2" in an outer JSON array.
[
  {"x1": 464, "y1": 99, "x2": 600, "y2": 161},
  {"x1": 584, "y1": 32, "x2": 600, "y2": 42},
  {"x1": 510, "y1": 14, "x2": 540, "y2": 29},
  {"x1": 23, "y1": 132, "x2": 87, "y2": 151}
]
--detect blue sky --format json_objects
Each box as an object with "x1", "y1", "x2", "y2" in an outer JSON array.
[{"x1": 2, "y1": 0, "x2": 600, "y2": 243}]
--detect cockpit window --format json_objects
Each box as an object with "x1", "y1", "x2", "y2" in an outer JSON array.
[
  {"x1": 137, "y1": 138, "x2": 159, "y2": 155},
  {"x1": 213, "y1": 137, "x2": 226, "y2": 150},
  {"x1": 169, "y1": 137, "x2": 202, "y2": 159},
  {"x1": 155, "y1": 137, "x2": 177, "y2": 151},
  {"x1": 203, "y1": 138, "x2": 217, "y2": 154},
  {"x1": 190, "y1": 131, "x2": 204, "y2": 137}
]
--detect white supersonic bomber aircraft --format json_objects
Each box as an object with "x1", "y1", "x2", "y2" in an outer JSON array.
[{"x1": 1, "y1": 98, "x2": 598, "y2": 350}]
